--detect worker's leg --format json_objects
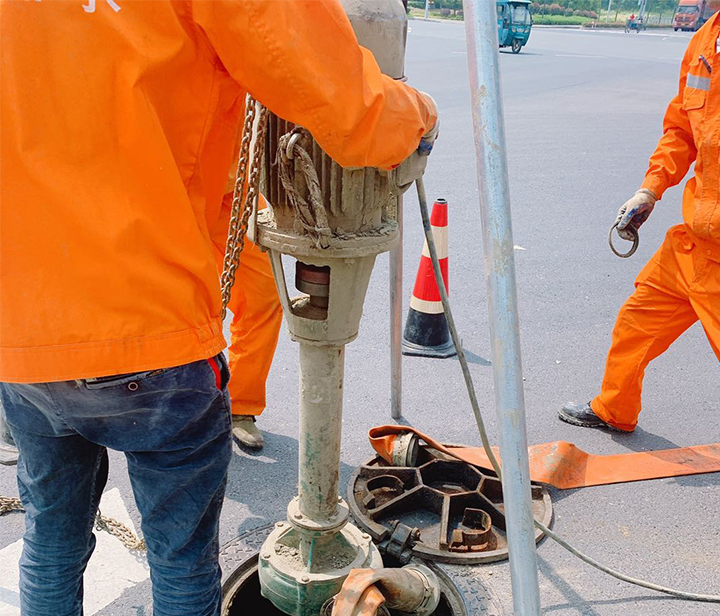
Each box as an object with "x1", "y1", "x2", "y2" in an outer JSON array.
[
  {"x1": 5, "y1": 355, "x2": 232, "y2": 616},
  {"x1": 119, "y1": 356, "x2": 232, "y2": 616},
  {"x1": 209, "y1": 194, "x2": 282, "y2": 448},
  {"x1": 0, "y1": 383, "x2": 109, "y2": 616},
  {"x1": 689, "y1": 254, "x2": 720, "y2": 362},
  {"x1": 225, "y1": 239, "x2": 283, "y2": 417},
  {"x1": 591, "y1": 227, "x2": 699, "y2": 431},
  {"x1": 0, "y1": 401, "x2": 19, "y2": 465}
]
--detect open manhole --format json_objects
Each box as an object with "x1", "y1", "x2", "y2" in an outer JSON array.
[
  {"x1": 219, "y1": 524, "x2": 502, "y2": 616},
  {"x1": 347, "y1": 445, "x2": 553, "y2": 565}
]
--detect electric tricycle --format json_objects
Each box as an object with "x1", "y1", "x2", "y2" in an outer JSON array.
[{"x1": 497, "y1": 0, "x2": 533, "y2": 54}]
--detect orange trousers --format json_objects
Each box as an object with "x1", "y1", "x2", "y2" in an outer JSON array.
[
  {"x1": 211, "y1": 190, "x2": 283, "y2": 417},
  {"x1": 223, "y1": 239, "x2": 283, "y2": 416},
  {"x1": 591, "y1": 225, "x2": 720, "y2": 432}
]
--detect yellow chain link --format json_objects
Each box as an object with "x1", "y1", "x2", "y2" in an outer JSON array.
[
  {"x1": 220, "y1": 96, "x2": 268, "y2": 318},
  {"x1": 0, "y1": 495, "x2": 23, "y2": 516},
  {"x1": 1, "y1": 496, "x2": 146, "y2": 551}
]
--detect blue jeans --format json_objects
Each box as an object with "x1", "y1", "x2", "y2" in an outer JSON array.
[{"x1": 0, "y1": 354, "x2": 232, "y2": 616}]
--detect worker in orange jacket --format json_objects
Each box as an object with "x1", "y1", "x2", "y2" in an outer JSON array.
[
  {"x1": 211, "y1": 161, "x2": 283, "y2": 449},
  {"x1": 0, "y1": 2, "x2": 437, "y2": 615},
  {"x1": 560, "y1": 9, "x2": 720, "y2": 432}
]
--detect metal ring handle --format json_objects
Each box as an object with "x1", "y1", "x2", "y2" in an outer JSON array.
[
  {"x1": 608, "y1": 222, "x2": 639, "y2": 258},
  {"x1": 285, "y1": 132, "x2": 301, "y2": 160}
]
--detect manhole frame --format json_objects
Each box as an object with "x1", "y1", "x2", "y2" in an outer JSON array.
[{"x1": 219, "y1": 523, "x2": 504, "y2": 616}]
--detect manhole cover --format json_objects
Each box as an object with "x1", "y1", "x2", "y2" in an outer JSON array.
[{"x1": 347, "y1": 445, "x2": 553, "y2": 565}]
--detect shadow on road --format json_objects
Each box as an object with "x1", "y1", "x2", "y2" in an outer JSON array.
[
  {"x1": 224, "y1": 431, "x2": 357, "y2": 537},
  {"x1": 451, "y1": 348, "x2": 492, "y2": 366},
  {"x1": 611, "y1": 426, "x2": 680, "y2": 452},
  {"x1": 611, "y1": 426, "x2": 720, "y2": 488},
  {"x1": 537, "y1": 553, "x2": 673, "y2": 615}
]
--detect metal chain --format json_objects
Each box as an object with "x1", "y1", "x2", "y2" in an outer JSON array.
[
  {"x1": 1, "y1": 496, "x2": 146, "y2": 552},
  {"x1": 95, "y1": 511, "x2": 146, "y2": 552},
  {"x1": 220, "y1": 96, "x2": 269, "y2": 318},
  {"x1": 0, "y1": 495, "x2": 23, "y2": 516},
  {"x1": 219, "y1": 99, "x2": 256, "y2": 313}
]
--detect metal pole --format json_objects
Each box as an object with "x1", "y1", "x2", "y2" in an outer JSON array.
[
  {"x1": 297, "y1": 343, "x2": 345, "y2": 522},
  {"x1": 461, "y1": 1, "x2": 541, "y2": 614},
  {"x1": 390, "y1": 196, "x2": 403, "y2": 419},
  {"x1": 424, "y1": 0, "x2": 430, "y2": 20},
  {"x1": 606, "y1": 0, "x2": 613, "y2": 21}
]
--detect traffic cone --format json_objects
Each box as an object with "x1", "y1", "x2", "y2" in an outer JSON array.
[{"x1": 402, "y1": 198, "x2": 456, "y2": 359}]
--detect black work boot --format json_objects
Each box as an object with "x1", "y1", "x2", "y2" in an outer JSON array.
[{"x1": 558, "y1": 402, "x2": 617, "y2": 431}]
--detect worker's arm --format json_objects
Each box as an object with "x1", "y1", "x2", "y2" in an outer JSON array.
[
  {"x1": 191, "y1": 0, "x2": 436, "y2": 170},
  {"x1": 640, "y1": 40, "x2": 698, "y2": 199}
]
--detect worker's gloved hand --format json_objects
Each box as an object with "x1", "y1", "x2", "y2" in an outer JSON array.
[
  {"x1": 394, "y1": 93, "x2": 439, "y2": 194},
  {"x1": 615, "y1": 189, "x2": 657, "y2": 240}
]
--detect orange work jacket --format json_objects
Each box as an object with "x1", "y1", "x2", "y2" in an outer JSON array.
[
  {"x1": 0, "y1": 0, "x2": 436, "y2": 383},
  {"x1": 641, "y1": 13, "x2": 720, "y2": 259}
]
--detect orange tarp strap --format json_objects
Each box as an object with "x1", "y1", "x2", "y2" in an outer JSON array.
[{"x1": 368, "y1": 425, "x2": 720, "y2": 490}]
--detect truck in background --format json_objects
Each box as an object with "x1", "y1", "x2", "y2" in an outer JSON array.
[{"x1": 673, "y1": 0, "x2": 717, "y2": 31}]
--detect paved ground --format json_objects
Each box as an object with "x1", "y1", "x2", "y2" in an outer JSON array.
[{"x1": 2, "y1": 23, "x2": 719, "y2": 616}]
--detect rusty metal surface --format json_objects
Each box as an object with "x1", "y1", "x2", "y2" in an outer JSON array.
[
  {"x1": 260, "y1": 115, "x2": 395, "y2": 237},
  {"x1": 220, "y1": 524, "x2": 503, "y2": 616},
  {"x1": 347, "y1": 447, "x2": 553, "y2": 565}
]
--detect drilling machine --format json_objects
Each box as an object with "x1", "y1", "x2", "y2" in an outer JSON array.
[{"x1": 246, "y1": 2, "x2": 437, "y2": 614}]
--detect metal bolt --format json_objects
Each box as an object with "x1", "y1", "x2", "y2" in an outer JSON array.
[
  {"x1": 263, "y1": 553, "x2": 271, "y2": 560},
  {"x1": 301, "y1": 575, "x2": 310, "y2": 583},
  {"x1": 362, "y1": 533, "x2": 370, "y2": 540},
  {"x1": 275, "y1": 522, "x2": 285, "y2": 528},
  {"x1": 294, "y1": 513, "x2": 303, "y2": 520},
  {"x1": 337, "y1": 496, "x2": 343, "y2": 503}
]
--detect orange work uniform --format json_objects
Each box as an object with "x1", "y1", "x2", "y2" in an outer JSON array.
[
  {"x1": 0, "y1": 0, "x2": 437, "y2": 384},
  {"x1": 223, "y1": 237, "x2": 282, "y2": 417},
  {"x1": 592, "y1": 15, "x2": 720, "y2": 431}
]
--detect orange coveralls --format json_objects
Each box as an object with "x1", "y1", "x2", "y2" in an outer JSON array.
[
  {"x1": 210, "y1": 186, "x2": 282, "y2": 417},
  {"x1": 0, "y1": 0, "x2": 436, "y2": 384},
  {"x1": 591, "y1": 15, "x2": 720, "y2": 431}
]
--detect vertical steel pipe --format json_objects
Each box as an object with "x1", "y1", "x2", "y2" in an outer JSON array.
[
  {"x1": 461, "y1": 1, "x2": 541, "y2": 614},
  {"x1": 390, "y1": 196, "x2": 403, "y2": 419},
  {"x1": 297, "y1": 343, "x2": 345, "y2": 522}
]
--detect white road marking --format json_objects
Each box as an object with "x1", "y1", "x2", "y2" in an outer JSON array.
[
  {"x1": 232, "y1": 445, "x2": 278, "y2": 463},
  {"x1": 555, "y1": 54, "x2": 607, "y2": 58},
  {"x1": 0, "y1": 488, "x2": 149, "y2": 616},
  {"x1": 0, "y1": 542, "x2": 21, "y2": 616},
  {"x1": 579, "y1": 29, "x2": 690, "y2": 39}
]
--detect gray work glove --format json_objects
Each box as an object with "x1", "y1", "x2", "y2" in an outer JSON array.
[
  {"x1": 394, "y1": 93, "x2": 439, "y2": 193},
  {"x1": 615, "y1": 189, "x2": 657, "y2": 240}
]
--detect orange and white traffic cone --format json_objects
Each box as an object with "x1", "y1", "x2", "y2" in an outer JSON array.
[{"x1": 402, "y1": 198, "x2": 456, "y2": 359}]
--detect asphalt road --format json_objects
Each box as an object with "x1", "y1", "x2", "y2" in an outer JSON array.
[{"x1": 2, "y1": 23, "x2": 719, "y2": 616}]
